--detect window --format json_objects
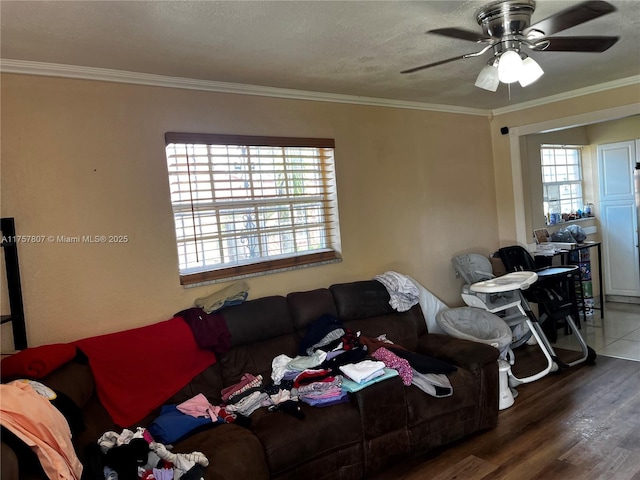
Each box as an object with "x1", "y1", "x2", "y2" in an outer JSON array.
[
  {"x1": 165, "y1": 133, "x2": 341, "y2": 285},
  {"x1": 540, "y1": 145, "x2": 584, "y2": 219}
]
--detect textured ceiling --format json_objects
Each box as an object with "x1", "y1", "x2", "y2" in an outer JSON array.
[{"x1": 1, "y1": 1, "x2": 639, "y2": 111}]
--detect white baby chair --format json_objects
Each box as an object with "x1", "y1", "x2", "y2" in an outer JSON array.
[{"x1": 437, "y1": 254, "x2": 558, "y2": 409}]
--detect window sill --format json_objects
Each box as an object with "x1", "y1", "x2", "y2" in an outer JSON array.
[
  {"x1": 546, "y1": 216, "x2": 595, "y2": 227},
  {"x1": 180, "y1": 251, "x2": 341, "y2": 288}
]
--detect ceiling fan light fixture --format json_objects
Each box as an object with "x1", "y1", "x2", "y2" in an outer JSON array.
[
  {"x1": 518, "y1": 56, "x2": 544, "y2": 87},
  {"x1": 402, "y1": 0, "x2": 619, "y2": 94},
  {"x1": 475, "y1": 62, "x2": 500, "y2": 91},
  {"x1": 497, "y1": 49, "x2": 523, "y2": 83}
]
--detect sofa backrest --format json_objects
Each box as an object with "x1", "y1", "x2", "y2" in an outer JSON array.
[
  {"x1": 331, "y1": 280, "x2": 396, "y2": 319},
  {"x1": 330, "y1": 280, "x2": 427, "y2": 351},
  {"x1": 41, "y1": 361, "x2": 95, "y2": 411},
  {"x1": 287, "y1": 288, "x2": 338, "y2": 332}
]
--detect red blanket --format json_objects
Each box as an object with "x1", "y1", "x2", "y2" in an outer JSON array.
[
  {"x1": 73, "y1": 317, "x2": 216, "y2": 427},
  {"x1": 1, "y1": 343, "x2": 77, "y2": 380}
]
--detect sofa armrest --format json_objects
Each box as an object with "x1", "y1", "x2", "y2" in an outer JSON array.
[
  {"x1": 416, "y1": 334, "x2": 499, "y2": 373},
  {"x1": 417, "y1": 333, "x2": 499, "y2": 431},
  {"x1": 352, "y1": 375, "x2": 410, "y2": 475},
  {"x1": 352, "y1": 375, "x2": 406, "y2": 438},
  {"x1": 1, "y1": 431, "x2": 46, "y2": 480},
  {"x1": 1, "y1": 441, "x2": 19, "y2": 480}
]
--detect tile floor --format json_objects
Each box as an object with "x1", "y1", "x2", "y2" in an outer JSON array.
[{"x1": 553, "y1": 301, "x2": 640, "y2": 361}]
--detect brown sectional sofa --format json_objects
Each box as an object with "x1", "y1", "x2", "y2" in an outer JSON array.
[{"x1": 1, "y1": 279, "x2": 499, "y2": 479}]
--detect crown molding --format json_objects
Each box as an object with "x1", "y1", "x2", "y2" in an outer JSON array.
[
  {"x1": 0, "y1": 59, "x2": 490, "y2": 117},
  {"x1": 491, "y1": 75, "x2": 640, "y2": 116},
  {"x1": 3, "y1": 59, "x2": 637, "y2": 118}
]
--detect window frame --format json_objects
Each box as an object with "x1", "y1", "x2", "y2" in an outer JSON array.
[
  {"x1": 540, "y1": 145, "x2": 585, "y2": 218},
  {"x1": 164, "y1": 132, "x2": 341, "y2": 285}
]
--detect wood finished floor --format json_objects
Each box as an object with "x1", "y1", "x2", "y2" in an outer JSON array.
[{"x1": 374, "y1": 347, "x2": 640, "y2": 480}]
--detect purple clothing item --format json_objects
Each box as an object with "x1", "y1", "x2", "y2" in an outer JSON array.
[
  {"x1": 325, "y1": 350, "x2": 345, "y2": 361},
  {"x1": 175, "y1": 308, "x2": 232, "y2": 355},
  {"x1": 153, "y1": 468, "x2": 173, "y2": 480},
  {"x1": 299, "y1": 386, "x2": 343, "y2": 399},
  {"x1": 301, "y1": 390, "x2": 349, "y2": 407},
  {"x1": 372, "y1": 347, "x2": 413, "y2": 386}
]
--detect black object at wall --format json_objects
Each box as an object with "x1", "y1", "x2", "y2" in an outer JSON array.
[{"x1": 1, "y1": 217, "x2": 27, "y2": 350}]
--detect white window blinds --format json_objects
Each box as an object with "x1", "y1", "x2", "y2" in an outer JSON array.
[
  {"x1": 165, "y1": 133, "x2": 341, "y2": 284},
  {"x1": 541, "y1": 145, "x2": 584, "y2": 217}
]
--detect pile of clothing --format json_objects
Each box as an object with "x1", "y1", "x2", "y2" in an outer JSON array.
[
  {"x1": 89, "y1": 311, "x2": 459, "y2": 480},
  {"x1": 267, "y1": 314, "x2": 457, "y2": 400},
  {"x1": 95, "y1": 427, "x2": 209, "y2": 480},
  {"x1": 145, "y1": 312, "x2": 458, "y2": 447}
]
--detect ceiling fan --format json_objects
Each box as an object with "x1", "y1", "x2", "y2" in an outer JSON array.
[{"x1": 401, "y1": 0, "x2": 619, "y2": 91}]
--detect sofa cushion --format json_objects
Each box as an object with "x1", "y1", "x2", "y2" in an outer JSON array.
[
  {"x1": 287, "y1": 288, "x2": 338, "y2": 332},
  {"x1": 165, "y1": 363, "x2": 225, "y2": 406},
  {"x1": 330, "y1": 281, "x2": 394, "y2": 320},
  {"x1": 74, "y1": 395, "x2": 118, "y2": 456},
  {"x1": 250, "y1": 399, "x2": 362, "y2": 477},
  {"x1": 271, "y1": 444, "x2": 363, "y2": 480},
  {"x1": 224, "y1": 296, "x2": 294, "y2": 348},
  {"x1": 174, "y1": 423, "x2": 270, "y2": 480},
  {"x1": 220, "y1": 334, "x2": 299, "y2": 387}
]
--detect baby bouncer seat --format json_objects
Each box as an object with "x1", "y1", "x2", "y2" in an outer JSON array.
[{"x1": 437, "y1": 306, "x2": 516, "y2": 409}]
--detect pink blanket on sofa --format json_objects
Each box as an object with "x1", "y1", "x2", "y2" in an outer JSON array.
[{"x1": 73, "y1": 317, "x2": 216, "y2": 427}]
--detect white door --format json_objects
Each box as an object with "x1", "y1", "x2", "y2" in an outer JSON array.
[{"x1": 598, "y1": 140, "x2": 640, "y2": 297}]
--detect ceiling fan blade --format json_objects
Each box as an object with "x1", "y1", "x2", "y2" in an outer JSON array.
[
  {"x1": 541, "y1": 36, "x2": 619, "y2": 52},
  {"x1": 524, "y1": 0, "x2": 616, "y2": 36},
  {"x1": 428, "y1": 28, "x2": 490, "y2": 43},
  {"x1": 401, "y1": 55, "x2": 468, "y2": 74}
]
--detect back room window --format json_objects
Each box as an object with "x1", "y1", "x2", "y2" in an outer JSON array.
[{"x1": 541, "y1": 145, "x2": 584, "y2": 218}]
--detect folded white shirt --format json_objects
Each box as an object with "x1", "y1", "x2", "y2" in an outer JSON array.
[{"x1": 339, "y1": 360, "x2": 386, "y2": 384}]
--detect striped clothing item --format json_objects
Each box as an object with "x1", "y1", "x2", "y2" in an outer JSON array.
[{"x1": 374, "y1": 271, "x2": 419, "y2": 312}]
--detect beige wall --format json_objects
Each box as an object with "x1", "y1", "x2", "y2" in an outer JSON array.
[
  {"x1": 1, "y1": 73, "x2": 497, "y2": 349},
  {"x1": 586, "y1": 115, "x2": 640, "y2": 145}
]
